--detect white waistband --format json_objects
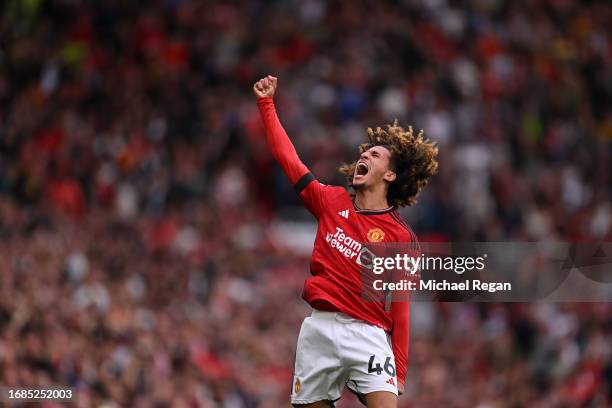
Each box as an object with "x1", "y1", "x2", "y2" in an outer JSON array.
[{"x1": 311, "y1": 309, "x2": 361, "y2": 323}]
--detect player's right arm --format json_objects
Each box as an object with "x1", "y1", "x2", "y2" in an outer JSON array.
[{"x1": 254, "y1": 75, "x2": 327, "y2": 217}]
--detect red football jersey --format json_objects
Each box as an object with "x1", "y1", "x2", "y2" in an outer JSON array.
[{"x1": 298, "y1": 180, "x2": 416, "y2": 332}]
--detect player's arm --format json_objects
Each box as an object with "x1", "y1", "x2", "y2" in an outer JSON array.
[
  {"x1": 254, "y1": 75, "x2": 326, "y2": 216},
  {"x1": 390, "y1": 238, "x2": 420, "y2": 394},
  {"x1": 390, "y1": 301, "x2": 409, "y2": 394}
]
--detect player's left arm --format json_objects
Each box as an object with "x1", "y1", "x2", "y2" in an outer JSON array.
[
  {"x1": 390, "y1": 301, "x2": 409, "y2": 394},
  {"x1": 390, "y1": 234, "x2": 420, "y2": 394}
]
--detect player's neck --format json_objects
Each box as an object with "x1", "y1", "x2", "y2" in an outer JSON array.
[{"x1": 354, "y1": 189, "x2": 390, "y2": 211}]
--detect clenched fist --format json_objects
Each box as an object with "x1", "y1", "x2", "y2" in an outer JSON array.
[{"x1": 253, "y1": 75, "x2": 277, "y2": 99}]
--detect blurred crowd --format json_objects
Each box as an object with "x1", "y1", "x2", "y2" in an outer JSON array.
[{"x1": 1, "y1": 0, "x2": 611, "y2": 407}]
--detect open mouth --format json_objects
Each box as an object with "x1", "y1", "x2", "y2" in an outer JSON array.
[{"x1": 355, "y1": 162, "x2": 369, "y2": 177}]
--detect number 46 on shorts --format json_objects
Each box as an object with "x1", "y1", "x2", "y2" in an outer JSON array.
[{"x1": 367, "y1": 355, "x2": 396, "y2": 377}]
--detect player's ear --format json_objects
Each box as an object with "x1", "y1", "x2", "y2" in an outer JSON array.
[{"x1": 383, "y1": 170, "x2": 396, "y2": 183}]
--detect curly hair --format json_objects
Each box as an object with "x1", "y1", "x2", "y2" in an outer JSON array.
[{"x1": 339, "y1": 120, "x2": 438, "y2": 207}]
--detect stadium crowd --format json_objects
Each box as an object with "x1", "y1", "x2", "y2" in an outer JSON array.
[{"x1": 1, "y1": 0, "x2": 611, "y2": 406}]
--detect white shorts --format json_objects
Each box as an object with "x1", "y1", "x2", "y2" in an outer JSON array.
[{"x1": 291, "y1": 309, "x2": 398, "y2": 406}]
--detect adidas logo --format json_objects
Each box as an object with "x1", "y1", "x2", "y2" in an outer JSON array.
[
  {"x1": 386, "y1": 377, "x2": 395, "y2": 386},
  {"x1": 338, "y1": 209, "x2": 349, "y2": 219}
]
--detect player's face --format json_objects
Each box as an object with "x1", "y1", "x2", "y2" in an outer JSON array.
[{"x1": 352, "y1": 145, "x2": 396, "y2": 189}]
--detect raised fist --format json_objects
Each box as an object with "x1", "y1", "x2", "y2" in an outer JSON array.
[{"x1": 253, "y1": 75, "x2": 277, "y2": 99}]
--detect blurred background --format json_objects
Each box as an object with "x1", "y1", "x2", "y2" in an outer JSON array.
[{"x1": 0, "y1": 0, "x2": 611, "y2": 407}]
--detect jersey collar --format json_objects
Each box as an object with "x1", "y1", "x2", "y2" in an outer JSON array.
[{"x1": 352, "y1": 201, "x2": 394, "y2": 215}]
